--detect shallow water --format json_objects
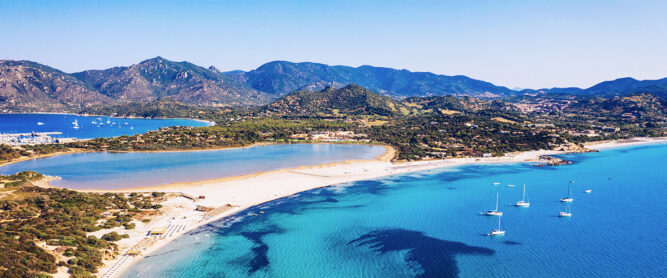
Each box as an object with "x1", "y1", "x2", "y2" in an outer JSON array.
[
  {"x1": 124, "y1": 143, "x2": 667, "y2": 277},
  {"x1": 0, "y1": 144, "x2": 386, "y2": 189},
  {"x1": 0, "y1": 113, "x2": 208, "y2": 139}
]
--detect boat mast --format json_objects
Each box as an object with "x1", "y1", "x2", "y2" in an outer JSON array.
[
  {"x1": 522, "y1": 184, "x2": 526, "y2": 201},
  {"x1": 568, "y1": 181, "x2": 573, "y2": 198},
  {"x1": 495, "y1": 192, "x2": 499, "y2": 211}
]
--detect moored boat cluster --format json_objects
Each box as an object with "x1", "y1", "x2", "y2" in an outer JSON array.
[{"x1": 485, "y1": 181, "x2": 591, "y2": 236}]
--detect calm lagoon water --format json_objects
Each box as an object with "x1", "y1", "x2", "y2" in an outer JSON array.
[
  {"x1": 0, "y1": 113, "x2": 209, "y2": 139},
  {"x1": 0, "y1": 144, "x2": 386, "y2": 189},
  {"x1": 124, "y1": 143, "x2": 667, "y2": 277}
]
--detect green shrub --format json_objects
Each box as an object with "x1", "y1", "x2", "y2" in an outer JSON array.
[{"x1": 101, "y1": 232, "x2": 122, "y2": 242}]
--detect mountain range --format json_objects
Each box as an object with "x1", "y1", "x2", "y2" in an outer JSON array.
[
  {"x1": 0, "y1": 57, "x2": 665, "y2": 112},
  {"x1": 522, "y1": 77, "x2": 667, "y2": 98}
]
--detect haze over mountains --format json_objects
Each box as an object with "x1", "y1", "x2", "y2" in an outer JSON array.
[{"x1": 0, "y1": 57, "x2": 665, "y2": 112}]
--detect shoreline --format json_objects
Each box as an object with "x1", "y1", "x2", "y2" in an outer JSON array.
[
  {"x1": 583, "y1": 137, "x2": 666, "y2": 150},
  {"x1": 7, "y1": 137, "x2": 664, "y2": 277},
  {"x1": 78, "y1": 144, "x2": 393, "y2": 191},
  {"x1": 0, "y1": 140, "x2": 388, "y2": 171},
  {"x1": 0, "y1": 148, "x2": 91, "y2": 168},
  {"x1": 0, "y1": 111, "x2": 216, "y2": 126},
  {"x1": 91, "y1": 137, "x2": 665, "y2": 277},
  {"x1": 98, "y1": 137, "x2": 666, "y2": 277}
]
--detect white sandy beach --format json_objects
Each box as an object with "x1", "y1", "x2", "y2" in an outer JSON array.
[{"x1": 86, "y1": 137, "x2": 666, "y2": 277}]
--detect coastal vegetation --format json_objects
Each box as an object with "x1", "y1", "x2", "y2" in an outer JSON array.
[
  {"x1": 0, "y1": 144, "x2": 70, "y2": 165},
  {"x1": 68, "y1": 85, "x2": 667, "y2": 160},
  {"x1": 0, "y1": 182, "x2": 165, "y2": 277},
  {"x1": 1, "y1": 84, "x2": 665, "y2": 164},
  {"x1": 0, "y1": 170, "x2": 44, "y2": 187}
]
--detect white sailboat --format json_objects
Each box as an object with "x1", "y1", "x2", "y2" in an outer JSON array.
[
  {"x1": 490, "y1": 215, "x2": 506, "y2": 236},
  {"x1": 559, "y1": 203, "x2": 572, "y2": 217},
  {"x1": 72, "y1": 119, "x2": 80, "y2": 129},
  {"x1": 515, "y1": 184, "x2": 530, "y2": 207},
  {"x1": 37, "y1": 122, "x2": 44, "y2": 126},
  {"x1": 486, "y1": 192, "x2": 503, "y2": 216},
  {"x1": 560, "y1": 181, "x2": 573, "y2": 202},
  {"x1": 584, "y1": 189, "x2": 592, "y2": 193}
]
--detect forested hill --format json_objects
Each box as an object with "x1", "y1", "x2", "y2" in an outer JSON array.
[
  {"x1": 261, "y1": 84, "x2": 411, "y2": 116},
  {"x1": 258, "y1": 84, "x2": 517, "y2": 118},
  {"x1": 233, "y1": 61, "x2": 517, "y2": 98}
]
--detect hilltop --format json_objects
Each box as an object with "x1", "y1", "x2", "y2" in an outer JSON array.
[
  {"x1": 0, "y1": 60, "x2": 114, "y2": 111},
  {"x1": 261, "y1": 84, "x2": 411, "y2": 116},
  {"x1": 72, "y1": 57, "x2": 270, "y2": 106}
]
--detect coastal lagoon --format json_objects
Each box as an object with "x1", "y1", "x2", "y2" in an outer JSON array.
[
  {"x1": 0, "y1": 144, "x2": 386, "y2": 189},
  {"x1": 124, "y1": 143, "x2": 666, "y2": 277},
  {"x1": 0, "y1": 113, "x2": 209, "y2": 139}
]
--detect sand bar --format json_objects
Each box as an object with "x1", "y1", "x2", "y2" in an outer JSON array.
[{"x1": 57, "y1": 138, "x2": 664, "y2": 277}]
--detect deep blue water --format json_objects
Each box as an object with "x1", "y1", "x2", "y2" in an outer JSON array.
[
  {"x1": 124, "y1": 143, "x2": 667, "y2": 277},
  {"x1": 0, "y1": 113, "x2": 209, "y2": 139},
  {"x1": 0, "y1": 144, "x2": 386, "y2": 189}
]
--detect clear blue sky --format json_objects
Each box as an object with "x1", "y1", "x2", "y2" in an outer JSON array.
[{"x1": 1, "y1": 0, "x2": 665, "y2": 89}]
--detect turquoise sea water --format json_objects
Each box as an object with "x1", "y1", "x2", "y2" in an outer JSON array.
[
  {"x1": 0, "y1": 113, "x2": 208, "y2": 139},
  {"x1": 124, "y1": 143, "x2": 667, "y2": 277},
  {"x1": 0, "y1": 144, "x2": 386, "y2": 189}
]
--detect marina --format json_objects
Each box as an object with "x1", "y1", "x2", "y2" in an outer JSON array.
[
  {"x1": 0, "y1": 132, "x2": 78, "y2": 145},
  {"x1": 0, "y1": 113, "x2": 210, "y2": 140}
]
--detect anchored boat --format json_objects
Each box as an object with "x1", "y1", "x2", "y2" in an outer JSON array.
[
  {"x1": 486, "y1": 192, "x2": 503, "y2": 216},
  {"x1": 561, "y1": 181, "x2": 574, "y2": 202},
  {"x1": 559, "y1": 203, "x2": 572, "y2": 217},
  {"x1": 515, "y1": 184, "x2": 530, "y2": 207},
  {"x1": 490, "y1": 215, "x2": 506, "y2": 236}
]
